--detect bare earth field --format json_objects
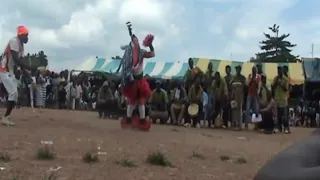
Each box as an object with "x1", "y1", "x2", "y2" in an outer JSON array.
[{"x1": 0, "y1": 108, "x2": 314, "y2": 180}]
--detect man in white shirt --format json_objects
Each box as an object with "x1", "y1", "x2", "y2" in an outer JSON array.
[
  {"x1": 75, "y1": 82, "x2": 82, "y2": 109},
  {"x1": 0, "y1": 26, "x2": 31, "y2": 126}
]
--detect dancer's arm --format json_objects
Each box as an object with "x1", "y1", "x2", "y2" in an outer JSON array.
[{"x1": 143, "y1": 44, "x2": 155, "y2": 58}]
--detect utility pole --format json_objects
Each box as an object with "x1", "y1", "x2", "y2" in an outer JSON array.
[{"x1": 312, "y1": 44, "x2": 314, "y2": 59}]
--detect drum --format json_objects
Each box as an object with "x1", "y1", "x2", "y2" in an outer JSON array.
[{"x1": 188, "y1": 103, "x2": 199, "y2": 117}]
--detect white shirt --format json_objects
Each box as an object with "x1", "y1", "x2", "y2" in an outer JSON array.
[
  {"x1": 1, "y1": 37, "x2": 24, "y2": 74},
  {"x1": 76, "y1": 85, "x2": 82, "y2": 99}
]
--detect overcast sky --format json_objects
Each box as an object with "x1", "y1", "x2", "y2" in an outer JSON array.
[{"x1": 0, "y1": 0, "x2": 319, "y2": 71}]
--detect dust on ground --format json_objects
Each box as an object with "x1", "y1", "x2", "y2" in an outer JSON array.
[{"x1": 0, "y1": 108, "x2": 314, "y2": 180}]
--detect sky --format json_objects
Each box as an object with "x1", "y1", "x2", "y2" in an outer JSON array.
[{"x1": 0, "y1": 0, "x2": 319, "y2": 71}]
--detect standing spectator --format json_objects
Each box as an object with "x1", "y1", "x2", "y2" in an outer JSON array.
[
  {"x1": 29, "y1": 71, "x2": 37, "y2": 108},
  {"x1": 58, "y1": 82, "x2": 67, "y2": 109},
  {"x1": 51, "y1": 73, "x2": 59, "y2": 108},
  {"x1": 272, "y1": 66, "x2": 290, "y2": 134},
  {"x1": 35, "y1": 71, "x2": 46, "y2": 108},
  {"x1": 75, "y1": 81, "x2": 83, "y2": 109},
  {"x1": 70, "y1": 82, "x2": 77, "y2": 109},
  {"x1": 211, "y1": 72, "x2": 228, "y2": 128},
  {"x1": 246, "y1": 66, "x2": 261, "y2": 130}
]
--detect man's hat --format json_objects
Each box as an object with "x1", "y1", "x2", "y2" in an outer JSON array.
[{"x1": 17, "y1": 25, "x2": 29, "y2": 35}]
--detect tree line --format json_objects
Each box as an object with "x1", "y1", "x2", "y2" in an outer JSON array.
[{"x1": 0, "y1": 50, "x2": 48, "y2": 69}]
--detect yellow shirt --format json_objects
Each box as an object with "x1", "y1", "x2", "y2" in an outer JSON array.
[
  {"x1": 272, "y1": 76, "x2": 289, "y2": 108},
  {"x1": 149, "y1": 89, "x2": 168, "y2": 104}
]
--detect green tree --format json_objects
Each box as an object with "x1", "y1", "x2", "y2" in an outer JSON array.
[
  {"x1": 254, "y1": 24, "x2": 299, "y2": 62},
  {"x1": 22, "y1": 51, "x2": 48, "y2": 69}
]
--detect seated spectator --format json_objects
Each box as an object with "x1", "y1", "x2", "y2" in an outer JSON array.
[
  {"x1": 185, "y1": 74, "x2": 204, "y2": 128},
  {"x1": 148, "y1": 80, "x2": 169, "y2": 124},
  {"x1": 260, "y1": 91, "x2": 276, "y2": 134},
  {"x1": 170, "y1": 81, "x2": 187, "y2": 125},
  {"x1": 97, "y1": 81, "x2": 114, "y2": 118}
]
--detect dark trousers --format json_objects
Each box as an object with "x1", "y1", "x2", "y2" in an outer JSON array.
[
  {"x1": 58, "y1": 101, "x2": 66, "y2": 109},
  {"x1": 223, "y1": 104, "x2": 231, "y2": 127},
  {"x1": 98, "y1": 100, "x2": 118, "y2": 118},
  {"x1": 211, "y1": 100, "x2": 222, "y2": 126},
  {"x1": 277, "y1": 107, "x2": 289, "y2": 131},
  {"x1": 97, "y1": 102, "x2": 108, "y2": 118},
  {"x1": 262, "y1": 111, "x2": 274, "y2": 133},
  {"x1": 185, "y1": 102, "x2": 203, "y2": 127}
]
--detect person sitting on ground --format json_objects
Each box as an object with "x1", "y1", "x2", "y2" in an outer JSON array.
[
  {"x1": 97, "y1": 81, "x2": 114, "y2": 118},
  {"x1": 170, "y1": 80, "x2": 188, "y2": 125},
  {"x1": 260, "y1": 90, "x2": 276, "y2": 134},
  {"x1": 185, "y1": 74, "x2": 204, "y2": 128},
  {"x1": 148, "y1": 80, "x2": 169, "y2": 124}
]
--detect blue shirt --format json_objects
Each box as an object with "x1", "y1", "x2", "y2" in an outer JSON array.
[{"x1": 203, "y1": 92, "x2": 208, "y2": 108}]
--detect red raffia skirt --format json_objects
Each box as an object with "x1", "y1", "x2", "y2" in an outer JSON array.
[{"x1": 121, "y1": 78, "x2": 151, "y2": 104}]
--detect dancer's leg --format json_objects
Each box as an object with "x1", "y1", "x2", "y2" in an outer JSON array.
[
  {"x1": 126, "y1": 103, "x2": 135, "y2": 124},
  {"x1": 138, "y1": 104, "x2": 146, "y2": 124},
  {"x1": 0, "y1": 72, "x2": 18, "y2": 125}
]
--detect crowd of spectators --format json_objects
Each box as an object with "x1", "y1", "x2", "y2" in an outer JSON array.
[{"x1": 5, "y1": 64, "x2": 319, "y2": 134}]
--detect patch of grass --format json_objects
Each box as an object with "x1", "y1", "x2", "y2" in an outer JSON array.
[
  {"x1": 115, "y1": 158, "x2": 137, "y2": 168},
  {"x1": 146, "y1": 151, "x2": 172, "y2": 167},
  {"x1": 0, "y1": 152, "x2": 11, "y2": 162},
  {"x1": 171, "y1": 128, "x2": 179, "y2": 132},
  {"x1": 219, "y1": 155, "x2": 230, "y2": 161},
  {"x1": 11, "y1": 175, "x2": 19, "y2": 180},
  {"x1": 36, "y1": 145, "x2": 56, "y2": 160},
  {"x1": 41, "y1": 171, "x2": 58, "y2": 180},
  {"x1": 235, "y1": 157, "x2": 247, "y2": 164},
  {"x1": 191, "y1": 151, "x2": 205, "y2": 160},
  {"x1": 82, "y1": 151, "x2": 99, "y2": 163}
]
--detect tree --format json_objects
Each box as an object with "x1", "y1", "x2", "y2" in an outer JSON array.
[
  {"x1": 111, "y1": 55, "x2": 121, "y2": 60},
  {"x1": 22, "y1": 51, "x2": 48, "y2": 69},
  {"x1": 255, "y1": 24, "x2": 299, "y2": 62}
]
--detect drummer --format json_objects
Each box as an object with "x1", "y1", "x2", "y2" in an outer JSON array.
[
  {"x1": 183, "y1": 58, "x2": 203, "y2": 94},
  {"x1": 211, "y1": 72, "x2": 228, "y2": 127},
  {"x1": 148, "y1": 80, "x2": 169, "y2": 124},
  {"x1": 185, "y1": 74, "x2": 204, "y2": 128},
  {"x1": 170, "y1": 80, "x2": 188, "y2": 125}
]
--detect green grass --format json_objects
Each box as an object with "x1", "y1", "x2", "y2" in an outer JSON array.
[
  {"x1": 146, "y1": 151, "x2": 173, "y2": 167},
  {"x1": 115, "y1": 158, "x2": 137, "y2": 168},
  {"x1": 235, "y1": 157, "x2": 247, "y2": 164},
  {"x1": 36, "y1": 145, "x2": 56, "y2": 160},
  {"x1": 82, "y1": 152, "x2": 99, "y2": 163},
  {"x1": 219, "y1": 155, "x2": 230, "y2": 161},
  {"x1": 0, "y1": 152, "x2": 11, "y2": 162}
]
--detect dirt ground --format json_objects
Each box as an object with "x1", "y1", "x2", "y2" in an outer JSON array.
[{"x1": 0, "y1": 108, "x2": 314, "y2": 180}]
